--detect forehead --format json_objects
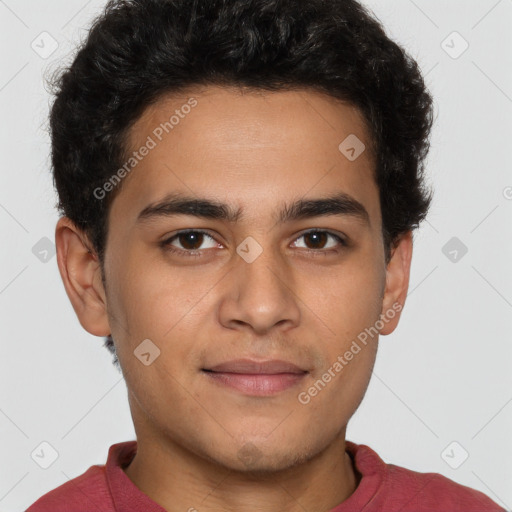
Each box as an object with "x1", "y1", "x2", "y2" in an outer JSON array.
[{"x1": 111, "y1": 85, "x2": 380, "y2": 228}]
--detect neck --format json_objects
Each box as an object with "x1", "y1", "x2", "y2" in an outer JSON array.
[{"x1": 124, "y1": 427, "x2": 360, "y2": 512}]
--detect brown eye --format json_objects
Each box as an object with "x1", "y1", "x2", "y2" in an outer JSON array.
[
  {"x1": 292, "y1": 230, "x2": 346, "y2": 252},
  {"x1": 303, "y1": 231, "x2": 328, "y2": 249},
  {"x1": 161, "y1": 230, "x2": 218, "y2": 255},
  {"x1": 176, "y1": 231, "x2": 205, "y2": 250}
]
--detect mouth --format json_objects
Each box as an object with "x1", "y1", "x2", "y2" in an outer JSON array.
[
  {"x1": 201, "y1": 359, "x2": 309, "y2": 396},
  {"x1": 203, "y1": 358, "x2": 308, "y2": 374}
]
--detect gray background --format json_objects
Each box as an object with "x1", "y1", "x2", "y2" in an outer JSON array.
[{"x1": 0, "y1": 0, "x2": 511, "y2": 510}]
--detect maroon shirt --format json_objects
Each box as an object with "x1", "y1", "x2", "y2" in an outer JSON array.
[{"x1": 26, "y1": 440, "x2": 506, "y2": 511}]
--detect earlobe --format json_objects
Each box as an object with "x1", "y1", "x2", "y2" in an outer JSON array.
[
  {"x1": 55, "y1": 217, "x2": 111, "y2": 337},
  {"x1": 379, "y1": 231, "x2": 413, "y2": 336}
]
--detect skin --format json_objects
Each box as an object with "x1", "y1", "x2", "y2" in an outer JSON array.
[{"x1": 55, "y1": 85, "x2": 412, "y2": 512}]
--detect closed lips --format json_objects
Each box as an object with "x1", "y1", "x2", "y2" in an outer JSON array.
[{"x1": 202, "y1": 359, "x2": 308, "y2": 374}]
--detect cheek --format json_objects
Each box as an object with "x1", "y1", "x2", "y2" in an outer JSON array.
[
  {"x1": 295, "y1": 251, "x2": 383, "y2": 403},
  {"x1": 106, "y1": 248, "x2": 216, "y2": 373},
  {"x1": 299, "y1": 252, "x2": 384, "y2": 339},
  {"x1": 298, "y1": 297, "x2": 380, "y2": 433},
  {"x1": 107, "y1": 246, "x2": 181, "y2": 329},
  {"x1": 108, "y1": 264, "x2": 201, "y2": 421}
]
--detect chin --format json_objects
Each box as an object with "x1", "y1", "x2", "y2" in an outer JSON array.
[{"x1": 204, "y1": 436, "x2": 319, "y2": 475}]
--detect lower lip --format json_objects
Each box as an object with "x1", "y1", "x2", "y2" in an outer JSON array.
[{"x1": 202, "y1": 371, "x2": 307, "y2": 396}]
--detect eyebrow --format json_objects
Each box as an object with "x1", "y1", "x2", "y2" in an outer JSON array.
[{"x1": 136, "y1": 191, "x2": 370, "y2": 227}]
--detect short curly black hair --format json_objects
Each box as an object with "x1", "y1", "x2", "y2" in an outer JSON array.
[{"x1": 48, "y1": 0, "x2": 434, "y2": 368}]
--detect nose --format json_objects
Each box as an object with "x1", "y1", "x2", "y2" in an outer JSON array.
[{"x1": 218, "y1": 244, "x2": 301, "y2": 335}]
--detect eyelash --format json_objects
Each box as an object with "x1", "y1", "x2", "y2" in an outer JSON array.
[{"x1": 160, "y1": 229, "x2": 347, "y2": 258}]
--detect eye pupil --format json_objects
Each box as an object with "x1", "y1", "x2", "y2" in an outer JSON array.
[
  {"x1": 179, "y1": 232, "x2": 203, "y2": 250},
  {"x1": 305, "y1": 231, "x2": 327, "y2": 249}
]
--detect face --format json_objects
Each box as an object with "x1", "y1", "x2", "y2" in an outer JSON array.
[{"x1": 58, "y1": 85, "x2": 411, "y2": 473}]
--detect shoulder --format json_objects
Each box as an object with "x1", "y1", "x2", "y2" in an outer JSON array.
[
  {"x1": 25, "y1": 441, "x2": 137, "y2": 511},
  {"x1": 347, "y1": 441, "x2": 505, "y2": 512},
  {"x1": 25, "y1": 465, "x2": 113, "y2": 512},
  {"x1": 384, "y1": 462, "x2": 506, "y2": 511}
]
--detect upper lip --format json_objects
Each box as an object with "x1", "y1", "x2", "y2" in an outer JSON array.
[{"x1": 203, "y1": 358, "x2": 307, "y2": 374}]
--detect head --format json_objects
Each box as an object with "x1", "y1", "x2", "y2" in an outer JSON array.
[{"x1": 52, "y1": 0, "x2": 433, "y2": 473}]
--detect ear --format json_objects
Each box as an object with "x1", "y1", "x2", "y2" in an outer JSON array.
[
  {"x1": 379, "y1": 230, "x2": 413, "y2": 335},
  {"x1": 55, "y1": 216, "x2": 110, "y2": 336}
]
